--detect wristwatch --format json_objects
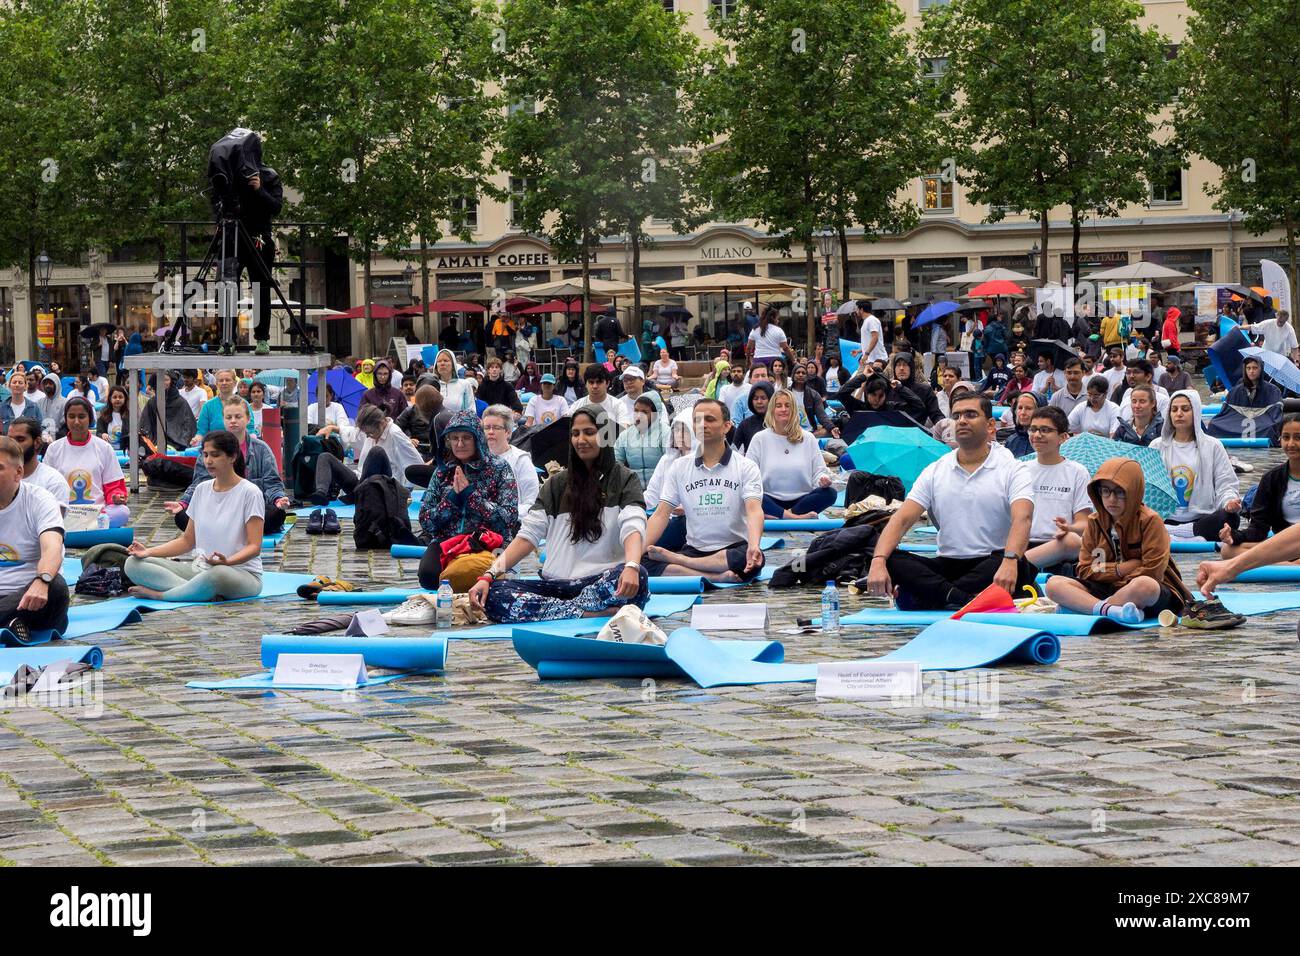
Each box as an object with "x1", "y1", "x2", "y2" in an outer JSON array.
[
  {"x1": 1002, "y1": 552, "x2": 1021, "y2": 562},
  {"x1": 37, "y1": 572, "x2": 54, "y2": 584}
]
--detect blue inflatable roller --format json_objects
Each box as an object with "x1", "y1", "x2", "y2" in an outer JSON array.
[
  {"x1": 1218, "y1": 437, "x2": 1270, "y2": 448},
  {"x1": 763, "y1": 518, "x2": 845, "y2": 532},
  {"x1": 1170, "y1": 540, "x2": 1220, "y2": 553},
  {"x1": 390, "y1": 544, "x2": 427, "y2": 559},
  {"x1": 65, "y1": 527, "x2": 134, "y2": 549}
]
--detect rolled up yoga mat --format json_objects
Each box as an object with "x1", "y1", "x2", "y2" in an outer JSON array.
[
  {"x1": 316, "y1": 575, "x2": 707, "y2": 608},
  {"x1": 445, "y1": 592, "x2": 701, "y2": 640},
  {"x1": 0, "y1": 644, "x2": 103, "y2": 684},
  {"x1": 763, "y1": 518, "x2": 845, "y2": 532},
  {"x1": 513, "y1": 628, "x2": 786, "y2": 682},
  {"x1": 394, "y1": 539, "x2": 787, "y2": 561},
  {"x1": 1170, "y1": 541, "x2": 1220, "y2": 553},
  {"x1": 1234, "y1": 565, "x2": 1300, "y2": 584},
  {"x1": 1218, "y1": 437, "x2": 1270, "y2": 448},
  {"x1": 871, "y1": 619, "x2": 1060, "y2": 669},
  {"x1": 260, "y1": 634, "x2": 448, "y2": 672},
  {"x1": 65, "y1": 527, "x2": 134, "y2": 549},
  {"x1": 0, "y1": 626, "x2": 62, "y2": 648},
  {"x1": 836, "y1": 607, "x2": 1159, "y2": 634}
]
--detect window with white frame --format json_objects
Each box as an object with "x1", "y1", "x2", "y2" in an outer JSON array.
[
  {"x1": 1149, "y1": 166, "x2": 1184, "y2": 206},
  {"x1": 921, "y1": 173, "x2": 954, "y2": 212}
]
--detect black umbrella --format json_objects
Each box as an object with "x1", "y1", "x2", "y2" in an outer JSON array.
[
  {"x1": 79, "y1": 322, "x2": 116, "y2": 340},
  {"x1": 840, "y1": 409, "x2": 927, "y2": 445},
  {"x1": 869, "y1": 298, "x2": 904, "y2": 311},
  {"x1": 1223, "y1": 284, "x2": 1270, "y2": 306},
  {"x1": 956, "y1": 299, "x2": 993, "y2": 313},
  {"x1": 512, "y1": 416, "x2": 572, "y2": 470},
  {"x1": 1025, "y1": 339, "x2": 1076, "y2": 368}
]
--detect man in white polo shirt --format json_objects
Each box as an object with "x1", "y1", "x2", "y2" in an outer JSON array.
[
  {"x1": 866, "y1": 393, "x2": 1036, "y2": 610},
  {"x1": 0, "y1": 436, "x2": 69, "y2": 641},
  {"x1": 643, "y1": 398, "x2": 766, "y2": 583}
]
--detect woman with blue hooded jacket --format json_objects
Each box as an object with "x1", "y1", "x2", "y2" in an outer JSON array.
[{"x1": 416, "y1": 410, "x2": 519, "y2": 591}]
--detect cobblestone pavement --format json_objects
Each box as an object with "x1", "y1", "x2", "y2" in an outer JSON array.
[{"x1": 3, "y1": 446, "x2": 1299, "y2": 867}]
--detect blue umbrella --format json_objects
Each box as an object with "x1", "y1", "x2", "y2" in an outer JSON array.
[
  {"x1": 911, "y1": 300, "x2": 960, "y2": 329},
  {"x1": 308, "y1": 368, "x2": 367, "y2": 418},
  {"x1": 1240, "y1": 346, "x2": 1300, "y2": 396},
  {"x1": 846, "y1": 425, "x2": 949, "y2": 493},
  {"x1": 1024, "y1": 432, "x2": 1176, "y2": 517}
]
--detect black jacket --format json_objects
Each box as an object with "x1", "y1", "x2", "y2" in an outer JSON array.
[
  {"x1": 1234, "y1": 461, "x2": 1295, "y2": 545},
  {"x1": 239, "y1": 166, "x2": 283, "y2": 236}
]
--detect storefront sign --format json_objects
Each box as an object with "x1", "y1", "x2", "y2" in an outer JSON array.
[
  {"x1": 700, "y1": 244, "x2": 753, "y2": 261},
  {"x1": 495, "y1": 269, "x2": 551, "y2": 289},
  {"x1": 431, "y1": 248, "x2": 595, "y2": 269},
  {"x1": 436, "y1": 273, "x2": 484, "y2": 297},
  {"x1": 1060, "y1": 251, "x2": 1129, "y2": 274}
]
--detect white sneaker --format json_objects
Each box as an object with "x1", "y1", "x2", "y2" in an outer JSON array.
[{"x1": 383, "y1": 595, "x2": 437, "y2": 626}]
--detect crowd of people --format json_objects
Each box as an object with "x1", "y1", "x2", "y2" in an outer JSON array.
[{"x1": 3, "y1": 294, "x2": 1300, "y2": 640}]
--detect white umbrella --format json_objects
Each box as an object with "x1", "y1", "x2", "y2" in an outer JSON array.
[
  {"x1": 935, "y1": 267, "x2": 1042, "y2": 286},
  {"x1": 1083, "y1": 262, "x2": 1195, "y2": 282}
]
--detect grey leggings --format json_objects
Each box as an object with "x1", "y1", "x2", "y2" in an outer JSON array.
[{"x1": 124, "y1": 556, "x2": 262, "y2": 602}]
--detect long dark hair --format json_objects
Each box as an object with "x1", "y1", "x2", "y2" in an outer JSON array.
[
  {"x1": 562, "y1": 407, "x2": 615, "y2": 544},
  {"x1": 201, "y1": 429, "x2": 246, "y2": 478},
  {"x1": 759, "y1": 306, "x2": 778, "y2": 338},
  {"x1": 96, "y1": 386, "x2": 130, "y2": 435}
]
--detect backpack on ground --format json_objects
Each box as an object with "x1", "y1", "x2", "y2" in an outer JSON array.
[
  {"x1": 141, "y1": 454, "x2": 195, "y2": 489},
  {"x1": 351, "y1": 474, "x2": 419, "y2": 550}
]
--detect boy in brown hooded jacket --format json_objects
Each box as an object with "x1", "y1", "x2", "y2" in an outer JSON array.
[{"x1": 1045, "y1": 457, "x2": 1192, "y2": 623}]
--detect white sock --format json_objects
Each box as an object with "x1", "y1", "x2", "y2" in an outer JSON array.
[{"x1": 1104, "y1": 602, "x2": 1142, "y2": 624}]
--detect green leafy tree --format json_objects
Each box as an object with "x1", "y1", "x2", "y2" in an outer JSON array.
[
  {"x1": 500, "y1": 0, "x2": 702, "y2": 360},
  {"x1": 922, "y1": 0, "x2": 1170, "y2": 290},
  {"x1": 249, "y1": 0, "x2": 499, "y2": 356},
  {"x1": 1177, "y1": 0, "x2": 1300, "y2": 313},
  {"x1": 697, "y1": 0, "x2": 936, "y2": 351}
]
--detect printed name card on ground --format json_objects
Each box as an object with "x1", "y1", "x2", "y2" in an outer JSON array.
[
  {"x1": 815, "y1": 661, "x2": 921, "y2": 701},
  {"x1": 344, "y1": 609, "x2": 389, "y2": 637},
  {"x1": 690, "y1": 603, "x2": 768, "y2": 631},
  {"x1": 271, "y1": 653, "x2": 367, "y2": 689}
]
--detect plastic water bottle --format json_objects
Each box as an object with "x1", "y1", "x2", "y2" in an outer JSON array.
[
  {"x1": 821, "y1": 581, "x2": 840, "y2": 635},
  {"x1": 436, "y1": 580, "x2": 453, "y2": 629},
  {"x1": 96, "y1": 511, "x2": 110, "y2": 531}
]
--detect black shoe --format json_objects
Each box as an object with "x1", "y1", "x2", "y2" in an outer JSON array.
[
  {"x1": 305, "y1": 509, "x2": 325, "y2": 535},
  {"x1": 322, "y1": 509, "x2": 341, "y2": 535},
  {"x1": 4, "y1": 617, "x2": 31, "y2": 645}
]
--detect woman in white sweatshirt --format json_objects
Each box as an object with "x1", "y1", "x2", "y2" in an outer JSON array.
[
  {"x1": 431, "y1": 348, "x2": 477, "y2": 414},
  {"x1": 1151, "y1": 388, "x2": 1241, "y2": 541},
  {"x1": 745, "y1": 389, "x2": 834, "y2": 520}
]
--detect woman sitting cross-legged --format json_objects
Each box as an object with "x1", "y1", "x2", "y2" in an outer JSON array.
[
  {"x1": 745, "y1": 388, "x2": 834, "y2": 519},
  {"x1": 123, "y1": 431, "x2": 265, "y2": 602},
  {"x1": 415, "y1": 411, "x2": 520, "y2": 592},
  {"x1": 468, "y1": 407, "x2": 649, "y2": 623}
]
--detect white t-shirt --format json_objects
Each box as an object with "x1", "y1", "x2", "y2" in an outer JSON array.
[
  {"x1": 186, "y1": 478, "x2": 266, "y2": 576},
  {"x1": 570, "y1": 394, "x2": 631, "y2": 428},
  {"x1": 1282, "y1": 475, "x2": 1300, "y2": 525},
  {"x1": 860, "y1": 315, "x2": 887, "y2": 364},
  {"x1": 1068, "y1": 400, "x2": 1120, "y2": 438},
  {"x1": 907, "y1": 444, "x2": 1034, "y2": 559},
  {"x1": 525, "y1": 394, "x2": 568, "y2": 427},
  {"x1": 659, "y1": 447, "x2": 764, "y2": 552},
  {"x1": 651, "y1": 360, "x2": 679, "y2": 386},
  {"x1": 748, "y1": 324, "x2": 789, "y2": 360},
  {"x1": 179, "y1": 385, "x2": 207, "y2": 420},
  {"x1": 0, "y1": 482, "x2": 63, "y2": 593},
  {"x1": 1099, "y1": 366, "x2": 1127, "y2": 391},
  {"x1": 1255, "y1": 319, "x2": 1299, "y2": 357},
  {"x1": 42, "y1": 435, "x2": 124, "y2": 505},
  {"x1": 718, "y1": 382, "x2": 744, "y2": 410},
  {"x1": 1025, "y1": 459, "x2": 1093, "y2": 543},
  {"x1": 1031, "y1": 369, "x2": 1066, "y2": 395},
  {"x1": 1166, "y1": 439, "x2": 1200, "y2": 522},
  {"x1": 499, "y1": 444, "x2": 540, "y2": 517},
  {"x1": 29, "y1": 462, "x2": 70, "y2": 512},
  {"x1": 307, "y1": 402, "x2": 350, "y2": 429},
  {"x1": 745, "y1": 429, "x2": 828, "y2": 500}
]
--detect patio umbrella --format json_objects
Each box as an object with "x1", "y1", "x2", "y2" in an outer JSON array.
[
  {"x1": 1083, "y1": 262, "x2": 1194, "y2": 283},
  {"x1": 935, "y1": 267, "x2": 1041, "y2": 287},
  {"x1": 911, "y1": 300, "x2": 960, "y2": 329},
  {"x1": 1048, "y1": 433, "x2": 1177, "y2": 517},
  {"x1": 968, "y1": 280, "x2": 1026, "y2": 298},
  {"x1": 517, "y1": 298, "x2": 611, "y2": 315},
  {"x1": 845, "y1": 425, "x2": 949, "y2": 492},
  {"x1": 307, "y1": 368, "x2": 367, "y2": 418},
  {"x1": 394, "y1": 300, "x2": 486, "y2": 315},
  {"x1": 328, "y1": 304, "x2": 403, "y2": 321},
  {"x1": 1241, "y1": 346, "x2": 1300, "y2": 395}
]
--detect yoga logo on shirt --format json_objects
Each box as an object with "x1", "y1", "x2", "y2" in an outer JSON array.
[
  {"x1": 66, "y1": 469, "x2": 95, "y2": 504},
  {"x1": 0, "y1": 544, "x2": 21, "y2": 567},
  {"x1": 1170, "y1": 464, "x2": 1196, "y2": 509}
]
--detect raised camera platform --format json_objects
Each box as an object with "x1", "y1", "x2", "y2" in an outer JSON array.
[{"x1": 123, "y1": 351, "x2": 333, "y2": 492}]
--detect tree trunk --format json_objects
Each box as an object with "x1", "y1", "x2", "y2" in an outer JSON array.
[
  {"x1": 581, "y1": 225, "x2": 593, "y2": 364},
  {"x1": 28, "y1": 241, "x2": 39, "y2": 357},
  {"x1": 630, "y1": 219, "x2": 641, "y2": 346},
  {"x1": 1070, "y1": 207, "x2": 1082, "y2": 291},
  {"x1": 362, "y1": 238, "x2": 374, "y2": 358},
  {"x1": 838, "y1": 225, "x2": 850, "y2": 303},
  {"x1": 805, "y1": 242, "x2": 816, "y2": 354},
  {"x1": 420, "y1": 235, "x2": 432, "y2": 345},
  {"x1": 1039, "y1": 214, "x2": 1050, "y2": 285}
]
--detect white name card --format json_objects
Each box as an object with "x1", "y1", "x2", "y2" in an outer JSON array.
[
  {"x1": 345, "y1": 609, "x2": 389, "y2": 637},
  {"x1": 815, "y1": 661, "x2": 921, "y2": 701},
  {"x1": 690, "y1": 603, "x2": 768, "y2": 630},
  {"x1": 271, "y1": 653, "x2": 367, "y2": 689}
]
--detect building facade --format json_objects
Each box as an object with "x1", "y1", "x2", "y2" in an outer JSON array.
[{"x1": 2, "y1": 0, "x2": 1287, "y2": 364}]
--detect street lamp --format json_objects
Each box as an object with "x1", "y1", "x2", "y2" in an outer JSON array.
[
  {"x1": 402, "y1": 262, "x2": 416, "y2": 302},
  {"x1": 1027, "y1": 241, "x2": 1040, "y2": 280},
  {"x1": 815, "y1": 227, "x2": 835, "y2": 295},
  {"x1": 36, "y1": 250, "x2": 52, "y2": 311}
]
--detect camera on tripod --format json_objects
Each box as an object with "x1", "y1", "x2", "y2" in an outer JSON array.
[{"x1": 206, "y1": 127, "x2": 263, "y2": 220}]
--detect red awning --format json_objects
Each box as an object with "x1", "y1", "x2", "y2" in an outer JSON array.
[
  {"x1": 321, "y1": 303, "x2": 403, "y2": 320},
  {"x1": 516, "y1": 298, "x2": 610, "y2": 315},
  {"x1": 394, "y1": 300, "x2": 487, "y2": 315}
]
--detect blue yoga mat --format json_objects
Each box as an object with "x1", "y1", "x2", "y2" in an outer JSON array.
[
  {"x1": 60, "y1": 557, "x2": 83, "y2": 584},
  {"x1": 837, "y1": 607, "x2": 1159, "y2": 634},
  {"x1": 514, "y1": 628, "x2": 786, "y2": 682},
  {"x1": 65, "y1": 527, "x2": 134, "y2": 549},
  {"x1": 664, "y1": 629, "x2": 817, "y2": 686},
  {"x1": 292, "y1": 500, "x2": 420, "y2": 519},
  {"x1": 898, "y1": 543, "x2": 938, "y2": 553},
  {"x1": 1196, "y1": 588, "x2": 1300, "y2": 616},
  {"x1": 262, "y1": 529, "x2": 291, "y2": 550},
  {"x1": 1232, "y1": 565, "x2": 1300, "y2": 584},
  {"x1": 444, "y1": 592, "x2": 701, "y2": 641},
  {"x1": 0, "y1": 644, "x2": 103, "y2": 684},
  {"x1": 62, "y1": 571, "x2": 317, "y2": 639},
  {"x1": 397, "y1": 539, "x2": 787, "y2": 563},
  {"x1": 763, "y1": 519, "x2": 845, "y2": 532},
  {"x1": 873, "y1": 619, "x2": 1060, "y2": 670},
  {"x1": 0, "y1": 626, "x2": 62, "y2": 648},
  {"x1": 187, "y1": 634, "x2": 448, "y2": 690},
  {"x1": 1219, "y1": 437, "x2": 1271, "y2": 449}
]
